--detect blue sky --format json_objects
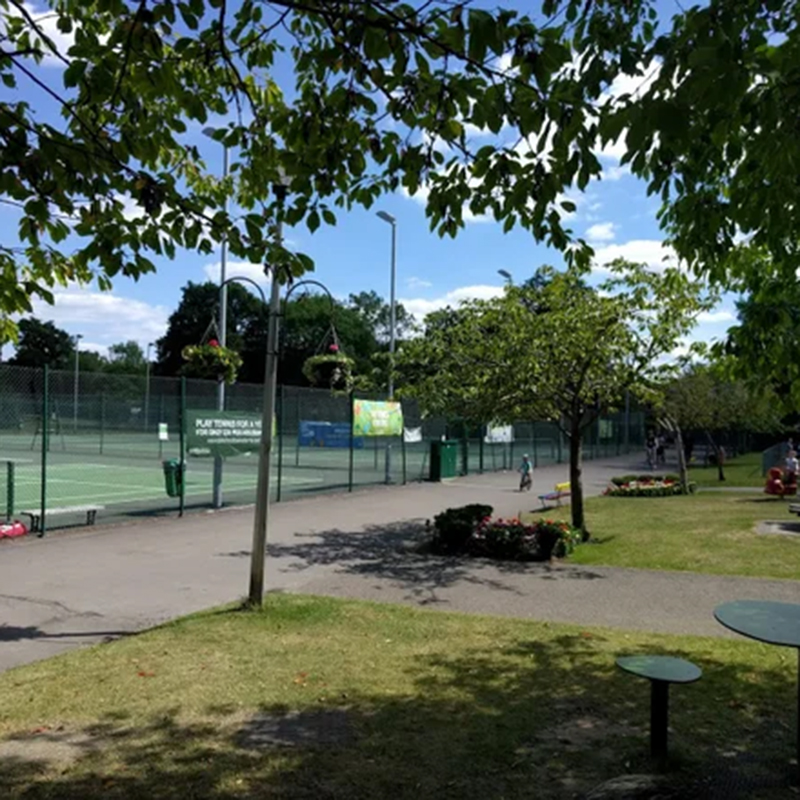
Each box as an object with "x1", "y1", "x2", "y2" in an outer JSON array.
[{"x1": 1, "y1": 0, "x2": 737, "y2": 361}]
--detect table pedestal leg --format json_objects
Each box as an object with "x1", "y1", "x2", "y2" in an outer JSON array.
[{"x1": 651, "y1": 680, "x2": 669, "y2": 758}]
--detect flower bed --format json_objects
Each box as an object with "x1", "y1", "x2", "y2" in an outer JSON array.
[
  {"x1": 604, "y1": 475, "x2": 696, "y2": 497},
  {"x1": 431, "y1": 504, "x2": 581, "y2": 562}
]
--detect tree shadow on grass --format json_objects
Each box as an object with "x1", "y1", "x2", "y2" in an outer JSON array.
[
  {"x1": 1, "y1": 633, "x2": 797, "y2": 799},
  {"x1": 260, "y1": 521, "x2": 605, "y2": 602}
]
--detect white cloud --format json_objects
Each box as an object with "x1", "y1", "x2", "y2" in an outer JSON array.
[
  {"x1": 78, "y1": 341, "x2": 110, "y2": 357},
  {"x1": 23, "y1": 286, "x2": 169, "y2": 351},
  {"x1": 697, "y1": 309, "x2": 736, "y2": 324},
  {"x1": 400, "y1": 183, "x2": 494, "y2": 224},
  {"x1": 203, "y1": 260, "x2": 271, "y2": 286},
  {"x1": 603, "y1": 62, "x2": 661, "y2": 105},
  {"x1": 585, "y1": 222, "x2": 616, "y2": 243},
  {"x1": 3, "y1": 2, "x2": 76, "y2": 65},
  {"x1": 601, "y1": 163, "x2": 631, "y2": 181},
  {"x1": 591, "y1": 239, "x2": 678, "y2": 274},
  {"x1": 406, "y1": 276, "x2": 432, "y2": 290},
  {"x1": 400, "y1": 284, "x2": 504, "y2": 321}
]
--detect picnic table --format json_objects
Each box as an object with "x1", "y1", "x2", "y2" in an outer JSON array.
[
  {"x1": 715, "y1": 599, "x2": 800, "y2": 780},
  {"x1": 1, "y1": 456, "x2": 32, "y2": 520}
]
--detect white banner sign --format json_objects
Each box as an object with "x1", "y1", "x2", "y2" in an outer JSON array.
[
  {"x1": 403, "y1": 427, "x2": 423, "y2": 443},
  {"x1": 485, "y1": 425, "x2": 513, "y2": 444}
]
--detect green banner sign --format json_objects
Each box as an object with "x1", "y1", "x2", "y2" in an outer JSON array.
[
  {"x1": 186, "y1": 411, "x2": 271, "y2": 457},
  {"x1": 352, "y1": 399, "x2": 404, "y2": 437}
]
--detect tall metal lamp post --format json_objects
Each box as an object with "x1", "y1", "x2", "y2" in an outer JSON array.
[
  {"x1": 376, "y1": 210, "x2": 397, "y2": 399},
  {"x1": 72, "y1": 333, "x2": 83, "y2": 432},
  {"x1": 202, "y1": 127, "x2": 230, "y2": 508},
  {"x1": 249, "y1": 174, "x2": 291, "y2": 607},
  {"x1": 498, "y1": 269, "x2": 513, "y2": 285},
  {"x1": 144, "y1": 342, "x2": 154, "y2": 431}
]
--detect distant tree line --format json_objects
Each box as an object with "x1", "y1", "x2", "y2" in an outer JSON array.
[{"x1": 5, "y1": 283, "x2": 415, "y2": 391}]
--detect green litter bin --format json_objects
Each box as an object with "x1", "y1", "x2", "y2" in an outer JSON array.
[
  {"x1": 162, "y1": 459, "x2": 184, "y2": 498},
  {"x1": 429, "y1": 440, "x2": 459, "y2": 482}
]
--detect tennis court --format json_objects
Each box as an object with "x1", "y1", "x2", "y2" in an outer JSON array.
[{"x1": 0, "y1": 456, "x2": 326, "y2": 525}]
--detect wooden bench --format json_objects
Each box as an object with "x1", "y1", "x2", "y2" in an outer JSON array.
[
  {"x1": 616, "y1": 655, "x2": 702, "y2": 758},
  {"x1": 20, "y1": 504, "x2": 104, "y2": 533},
  {"x1": 790, "y1": 504, "x2": 800, "y2": 516},
  {"x1": 538, "y1": 481, "x2": 571, "y2": 509}
]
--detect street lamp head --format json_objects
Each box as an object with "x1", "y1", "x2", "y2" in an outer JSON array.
[
  {"x1": 498, "y1": 269, "x2": 513, "y2": 282},
  {"x1": 201, "y1": 126, "x2": 218, "y2": 139},
  {"x1": 74, "y1": 333, "x2": 83, "y2": 343},
  {"x1": 376, "y1": 210, "x2": 396, "y2": 225}
]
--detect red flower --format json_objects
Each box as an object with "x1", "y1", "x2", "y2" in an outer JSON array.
[
  {"x1": 329, "y1": 343, "x2": 339, "y2": 352},
  {"x1": 208, "y1": 339, "x2": 219, "y2": 348}
]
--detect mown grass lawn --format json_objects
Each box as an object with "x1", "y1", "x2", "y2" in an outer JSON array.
[
  {"x1": 1, "y1": 594, "x2": 798, "y2": 799},
  {"x1": 688, "y1": 451, "x2": 765, "y2": 489},
  {"x1": 524, "y1": 491, "x2": 800, "y2": 580}
]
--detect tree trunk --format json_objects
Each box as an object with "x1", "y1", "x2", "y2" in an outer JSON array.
[
  {"x1": 674, "y1": 425, "x2": 689, "y2": 494},
  {"x1": 568, "y1": 418, "x2": 587, "y2": 541},
  {"x1": 704, "y1": 430, "x2": 725, "y2": 482}
]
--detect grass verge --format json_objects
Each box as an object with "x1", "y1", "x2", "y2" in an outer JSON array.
[
  {"x1": 524, "y1": 492, "x2": 800, "y2": 580},
  {"x1": 1, "y1": 594, "x2": 798, "y2": 799},
  {"x1": 687, "y1": 452, "x2": 765, "y2": 489}
]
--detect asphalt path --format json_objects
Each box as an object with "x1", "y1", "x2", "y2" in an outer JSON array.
[{"x1": 2, "y1": 454, "x2": 798, "y2": 673}]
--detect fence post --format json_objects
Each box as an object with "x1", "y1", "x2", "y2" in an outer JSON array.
[
  {"x1": 158, "y1": 394, "x2": 164, "y2": 459},
  {"x1": 99, "y1": 393, "x2": 105, "y2": 455},
  {"x1": 348, "y1": 391, "x2": 354, "y2": 492},
  {"x1": 39, "y1": 365, "x2": 48, "y2": 537},
  {"x1": 532, "y1": 421, "x2": 538, "y2": 468},
  {"x1": 401, "y1": 427, "x2": 407, "y2": 485},
  {"x1": 479, "y1": 426, "x2": 484, "y2": 473},
  {"x1": 179, "y1": 376, "x2": 186, "y2": 517},
  {"x1": 557, "y1": 421, "x2": 563, "y2": 463},
  {"x1": 624, "y1": 390, "x2": 630, "y2": 453},
  {"x1": 295, "y1": 391, "x2": 301, "y2": 467},
  {"x1": 276, "y1": 383, "x2": 284, "y2": 502}
]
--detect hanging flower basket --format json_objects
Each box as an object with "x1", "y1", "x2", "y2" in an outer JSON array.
[
  {"x1": 181, "y1": 339, "x2": 243, "y2": 385},
  {"x1": 303, "y1": 351, "x2": 354, "y2": 392}
]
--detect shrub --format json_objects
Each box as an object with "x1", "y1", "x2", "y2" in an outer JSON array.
[
  {"x1": 430, "y1": 505, "x2": 581, "y2": 561},
  {"x1": 470, "y1": 517, "x2": 582, "y2": 562},
  {"x1": 432, "y1": 504, "x2": 493, "y2": 554}
]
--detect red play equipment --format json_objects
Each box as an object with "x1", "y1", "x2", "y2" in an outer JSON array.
[
  {"x1": 0, "y1": 520, "x2": 28, "y2": 539},
  {"x1": 765, "y1": 467, "x2": 797, "y2": 497}
]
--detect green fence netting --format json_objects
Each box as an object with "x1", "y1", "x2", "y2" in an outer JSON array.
[{"x1": 0, "y1": 363, "x2": 648, "y2": 531}]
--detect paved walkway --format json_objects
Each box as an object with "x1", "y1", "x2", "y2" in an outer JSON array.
[{"x1": 1, "y1": 454, "x2": 797, "y2": 672}]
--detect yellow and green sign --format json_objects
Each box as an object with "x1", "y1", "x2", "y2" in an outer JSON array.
[{"x1": 352, "y1": 400, "x2": 404, "y2": 437}]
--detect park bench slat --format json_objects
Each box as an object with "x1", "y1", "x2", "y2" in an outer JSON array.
[
  {"x1": 20, "y1": 505, "x2": 104, "y2": 533},
  {"x1": 538, "y1": 481, "x2": 571, "y2": 508}
]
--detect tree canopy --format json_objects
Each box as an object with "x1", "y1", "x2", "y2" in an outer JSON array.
[
  {"x1": 8, "y1": 317, "x2": 74, "y2": 369},
  {"x1": 155, "y1": 281, "x2": 403, "y2": 386},
  {"x1": 3, "y1": 0, "x2": 797, "y2": 342},
  {"x1": 397, "y1": 261, "x2": 713, "y2": 534}
]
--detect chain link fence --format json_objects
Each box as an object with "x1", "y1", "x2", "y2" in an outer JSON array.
[{"x1": 0, "y1": 363, "x2": 647, "y2": 532}]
